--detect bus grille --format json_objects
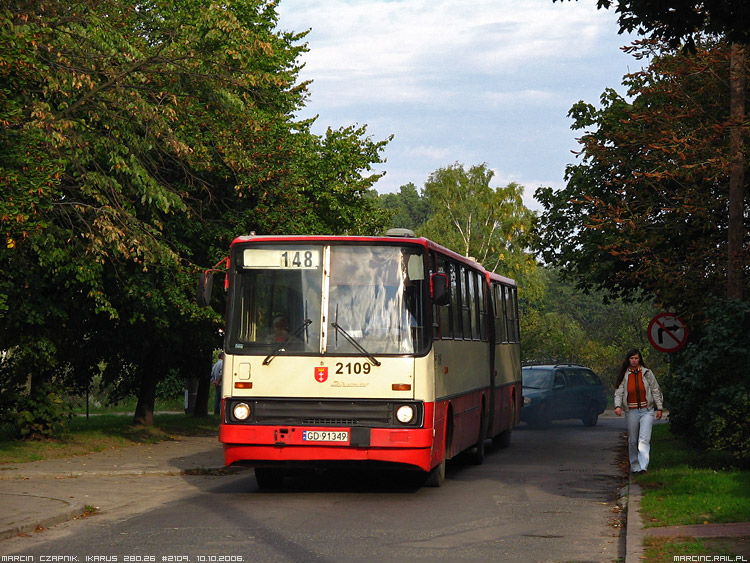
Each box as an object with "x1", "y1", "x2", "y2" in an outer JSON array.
[
  {"x1": 255, "y1": 400, "x2": 391, "y2": 426},
  {"x1": 225, "y1": 399, "x2": 422, "y2": 428}
]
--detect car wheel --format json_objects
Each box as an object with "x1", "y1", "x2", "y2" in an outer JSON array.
[{"x1": 582, "y1": 404, "x2": 599, "y2": 427}]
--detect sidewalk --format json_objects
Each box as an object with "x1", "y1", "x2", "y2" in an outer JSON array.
[
  {"x1": 0, "y1": 435, "x2": 226, "y2": 542},
  {"x1": 623, "y1": 481, "x2": 750, "y2": 562},
  {"x1": 1, "y1": 436, "x2": 748, "y2": 561}
]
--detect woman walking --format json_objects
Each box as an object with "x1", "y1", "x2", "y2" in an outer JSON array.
[{"x1": 614, "y1": 348, "x2": 664, "y2": 474}]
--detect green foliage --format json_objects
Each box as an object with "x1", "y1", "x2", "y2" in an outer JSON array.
[
  {"x1": 520, "y1": 268, "x2": 663, "y2": 390},
  {"x1": 534, "y1": 39, "x2": 748, "y2": 317},
  {"x1": 590, "y1": 0, "x2": 750, "y2": 48},
  {"x1": 418, "y1": 163, "x2": 538, "y2": 281},
  {"x1": 668, "y1": 299, "x2": 750, "y2": 464},
  {"x1": 378, "y1": 183, "x2": 432, "y2": 232},
  {"x1": 0, "y1": 384, "x2": 73, "y2": 440},
  {"x1": 0, "y1": 0, "x2": 392, "y2": 428}
]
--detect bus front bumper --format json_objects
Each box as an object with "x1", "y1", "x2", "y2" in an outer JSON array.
[{"x1": 219, "y1": 424, "x2": 435, "y2": 471}]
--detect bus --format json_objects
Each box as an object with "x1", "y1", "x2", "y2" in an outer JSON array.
[{"x1": 198, "y1": 230, "x2": 521, "y2": 487}]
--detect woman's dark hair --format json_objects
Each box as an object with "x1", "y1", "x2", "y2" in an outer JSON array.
[{"x1": 615, "y1": 348, "x2": 648, "y2": 387}]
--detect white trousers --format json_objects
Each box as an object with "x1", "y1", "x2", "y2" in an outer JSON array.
[{"x1": 626, "y1": 407, "x2": 655, "y2": 472}]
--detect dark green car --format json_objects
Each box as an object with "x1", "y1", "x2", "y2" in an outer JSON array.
[{"x1": 521, "y1": 364, "x2": 607, "y2": 428}]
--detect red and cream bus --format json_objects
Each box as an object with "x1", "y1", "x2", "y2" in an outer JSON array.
[{"x1": 199, "y1": 230, "x2": 521, "y2": 487}]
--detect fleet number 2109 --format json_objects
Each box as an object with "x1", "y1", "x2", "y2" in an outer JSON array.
[{"x1": 335, "y1": 362, "x2": 371, "y2": 375}]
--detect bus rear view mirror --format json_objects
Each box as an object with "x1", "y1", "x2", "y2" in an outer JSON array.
[
  {"x1": 431, "y1": 273, "x2": 450, "y2": 306},
  {"x1": 197, "y1": 271, "x2": 214, "y2": 307}
]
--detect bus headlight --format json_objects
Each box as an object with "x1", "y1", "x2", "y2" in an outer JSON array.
[
  {"x1": 396, "y1": 404, "x2": 415, "y2": 424},
  {"x1": 233, "y1": 402, "x2": 251, "y2": 421}
]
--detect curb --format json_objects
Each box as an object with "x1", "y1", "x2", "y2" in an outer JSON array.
[
  {"x1": 624, "y1": 481, "x2": 644, "y2": 563},
  {"x1": 0, "y1": 494, "x2": 86, "y2": 542}
]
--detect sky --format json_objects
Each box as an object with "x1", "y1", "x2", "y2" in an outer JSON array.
[{"x1": 275, "y1": 0, "x2": 640, "y2": 211}]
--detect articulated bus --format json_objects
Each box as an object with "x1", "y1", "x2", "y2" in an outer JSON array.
[{"x1": 198, "y1": 230, "x2": 521, "y2": 487}]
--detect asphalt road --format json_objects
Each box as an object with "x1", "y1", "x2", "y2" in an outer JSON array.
[{"x1": 3, "y1": 414, "x2": 627, "y2": 562}]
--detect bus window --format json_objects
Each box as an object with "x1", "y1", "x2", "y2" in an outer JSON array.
[
  {"x1": 460, "y1": 266, "x2": 471, "y2": 340},
  {"x1": 477, "y1": 275, "x2": 487, "y2": 341},
  {"x1": 503, "y1": 285, "x2": 520, "y2": 343},
  {"x1": 229, "y1": 245, "x2": 322, "y2": 353},
  {"x1": 494, "y1": 283, "x2": 508, "y2": 343},
  {"x1": 328, "y1": 246, "x2": 427, "y2": 355},
  {"x1": 509, "y1": 286, "x2": 520, "y2": 343},
  {"x1": 449, "y1": 261, "x2": 460, "y2": 339}
]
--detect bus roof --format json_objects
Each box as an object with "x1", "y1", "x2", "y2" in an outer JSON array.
[{"x1": 229, "y1": 234, "x2": 516, "y2": 287}]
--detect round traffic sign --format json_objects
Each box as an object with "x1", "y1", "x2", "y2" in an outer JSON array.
[{"x1": 647, "y1": 313, "x2": 688, "y2": 353}]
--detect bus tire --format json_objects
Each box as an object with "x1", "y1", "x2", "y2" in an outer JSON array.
[
  {"x1": 424, "y1": 458, "x2": 445, "y2": 487},
  {"x1": 255, "y1": 467, "x2": 284, "y2": 489},
  {"x1": 468, "y1": 411, "x2": 487, "y2": 465},
  {"x1": 493, "y1": 395, "x2": 515, "y2": 448},
  {"x1": 492, "y1": 428, "x2": 512, "y2": 449}
]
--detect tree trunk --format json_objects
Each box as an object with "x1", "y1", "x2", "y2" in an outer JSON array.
[
  {"x1": 192, "y1": 359, "x2": 211, "y2": 417},
  {"x1": 727, "y1": 43, "x2": 746, "y2": 300},
  {"x1": 133, "y1": 368, "x2": 157, "y2": 426}
]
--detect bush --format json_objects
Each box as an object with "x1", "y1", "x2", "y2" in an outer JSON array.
[
  {"x1": 0, "y1": 384, "x2": 73, "y2": 440},
  {"x1": 668, "y1": 299, "x2": 750, "y2": 466}
]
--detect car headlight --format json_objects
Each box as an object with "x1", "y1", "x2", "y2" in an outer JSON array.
[
  {"x1": 523, "y1": 396, "x2": 531, "y2": 406},
  {"x1": 233, "y1": 402, "x2": 251, "y2": 421},
  {"x1": 396, "y1": 404, "x2": 415, "y2": 424}
]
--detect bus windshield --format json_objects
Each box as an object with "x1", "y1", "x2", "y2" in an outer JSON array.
[{"x1": 227, "y1": 243, "x2": 428, "y2": 356}]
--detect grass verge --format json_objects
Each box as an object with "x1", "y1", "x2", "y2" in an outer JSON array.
[
  {"x1": 636, "y1": 424, "x2": 750, "y2": 528},
  {"x1": 643, "y1": 536, "x2": 749, "y2": 563},
  {"x1": 634, "y1": 423, "x2": 750, "y2": 563},
  {"x1": 0, "y1": 413, "x2": 219, "y2": 465}
]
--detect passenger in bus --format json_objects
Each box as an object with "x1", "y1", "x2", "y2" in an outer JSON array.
[{"x1": 268, "y1": 316, "x2": 294, "y2": 343}]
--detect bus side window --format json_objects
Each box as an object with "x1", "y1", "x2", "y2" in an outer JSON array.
[
  {"x1": 503, "y1": 285, "x2": 520, "y2": 343},
  {"x1": 495, "y1": 283, "x2": 508, "y2": 343},
  {"x1": 438, "y1": 256, "x2": 453, "y2": 339},
  {"x1": 460, "y1": 266, "x2": 471, "y2": 340},
  {"x1": 449, "y1": 261, "x2": 461, "y2": 339},
  {"x1": 478, "y1": 276, "x2": 488, "y2": 342}
]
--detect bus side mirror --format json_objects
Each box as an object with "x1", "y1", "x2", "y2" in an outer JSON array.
[
  {"x1": 431, "y1": 273, "x2": 450, "y2": 306},
  {"x1": 197, "y1": 271, "x2": 214, "y2": 307}
]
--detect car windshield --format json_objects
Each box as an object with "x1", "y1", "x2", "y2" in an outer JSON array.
[{"x1": 522, "y1": 369, "x2": 553, "y2": 389}]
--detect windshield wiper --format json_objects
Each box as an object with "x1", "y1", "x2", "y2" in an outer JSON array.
[
  {"x1": 263, "y1": 319, "x2": 312, "y2": 366},
  {"x1": 331, "y1": 322, "x2": 381, "y2": 367}
]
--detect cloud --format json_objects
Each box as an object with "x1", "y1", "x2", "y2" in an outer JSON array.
[{"x1": 276, "y1": 0, "x2": 638, "y2": 201}]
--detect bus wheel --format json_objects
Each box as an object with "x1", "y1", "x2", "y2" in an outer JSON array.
[
  {"x1": 468, "y1": 414, "x2": 486, "y2": 465},
  {"x1": 424, "y1": 458, "x2": 445, "y2": 487},
  {"x1": 492, "y1": 428, "x2": 512, "y2": 449},
  {"x1": 493, "y1": 396, "x2": 515, "y2": 447},
  {"x1": 255, "y1": 467, "x2": 284, "y2": 489}
]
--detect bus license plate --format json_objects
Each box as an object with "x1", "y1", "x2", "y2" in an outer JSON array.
[{"x1": 302, "y1": 430, "x2": 349, "y2": 442}]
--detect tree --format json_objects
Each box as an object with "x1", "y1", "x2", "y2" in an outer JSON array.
[
  {"x1": 589, "y1": 0, "x2": 750, "y2": 48},
  {"x1": 558, "y1": 0, "x2": 748, "y2": 300},
  {"x1": 535, "y1": 39, "x2": 748, "y2": 320},
  {"x1": 0, "y1": 0, "x2": 392, "y2": 429},
  {"x1": 418, "y1": 163, "x2": 539, "y2": 288},
  {"x1": 378, "y1": 183, "x2": 432, "y2": 232}
]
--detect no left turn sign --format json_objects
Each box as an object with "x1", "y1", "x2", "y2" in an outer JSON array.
[{"x1": 648, "y1": 312, "x2": 688, "y2": 353}]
